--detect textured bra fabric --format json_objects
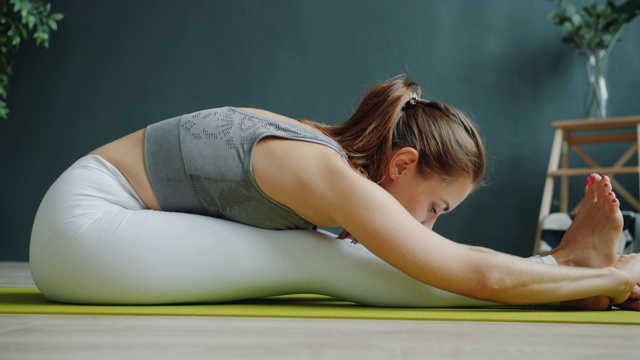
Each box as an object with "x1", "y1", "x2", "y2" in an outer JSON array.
[{"x1": 144, "y1": 106, "x2": 347, "y2": 230}]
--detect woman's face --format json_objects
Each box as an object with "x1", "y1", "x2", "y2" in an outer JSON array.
[{"x1": 381, "y1": 171, "x2": 474, "y2": 229}]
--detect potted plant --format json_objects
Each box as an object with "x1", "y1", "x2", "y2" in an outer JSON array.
[
  {"x1": 549, "y1": 0, "x2": 640, "y2": 118},
  {"x1": 1, "y1": 0, "x2": 63, "y2": 120}
]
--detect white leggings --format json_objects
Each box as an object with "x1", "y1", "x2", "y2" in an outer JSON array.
[{"x1": 30, "y1": 155, "x2": 552, "y2": 306}]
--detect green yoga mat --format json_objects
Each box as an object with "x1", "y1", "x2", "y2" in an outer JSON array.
[{"x1": 1, "y1": 288, "x2": 639, "y2": 325}]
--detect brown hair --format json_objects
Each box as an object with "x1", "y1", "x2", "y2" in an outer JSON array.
[
  {"x1": 302, "y1": 76, "x2": 486, "y2": 186},
  {"x1": 301, "y1": 76, "x2": 486, "y2": 238}
]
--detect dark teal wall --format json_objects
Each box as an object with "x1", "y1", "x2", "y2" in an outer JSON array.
[{"x1": 1, "y1": 0, "x2": 639, "y2": 260}]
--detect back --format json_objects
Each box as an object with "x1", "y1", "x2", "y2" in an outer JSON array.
[{"x1": 145, "y1": 106, "x2": 347, "y2": 229}]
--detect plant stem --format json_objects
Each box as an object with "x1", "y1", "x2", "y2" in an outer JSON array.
[{"x1": 584, "y1": 23, "x2": 626, "y2": 118}]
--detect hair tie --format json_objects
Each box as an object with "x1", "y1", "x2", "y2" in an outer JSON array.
[{"x1": 403, "y1": 90, "x2": 420, "y2": 110}]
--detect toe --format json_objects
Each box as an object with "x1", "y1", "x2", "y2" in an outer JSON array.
[
  {"x1": 584, "y1": 175, "x2": 602, "y2": 202},
  {"x1": 595, "y1": 176, "x2": 614, "y2": 200}
]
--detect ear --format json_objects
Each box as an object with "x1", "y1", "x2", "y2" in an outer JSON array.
[{"x1": 388, "y1": 147, "x2": 419, "y2": 179}]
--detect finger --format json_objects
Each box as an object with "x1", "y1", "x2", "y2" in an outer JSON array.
[{"x1": 615, "y1": 299, "x2": 640, "y2": 311}]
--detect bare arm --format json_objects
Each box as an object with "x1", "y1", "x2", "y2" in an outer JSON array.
[
  {"x1": 461, "y1": 245, "x2": 499, "y2": 254},
  {"x1": 254, "y1": 141, "x2": 636, "y2": 305},
  {"x1": 322, "y1": 164, "x2": 632, "y2": 304}
]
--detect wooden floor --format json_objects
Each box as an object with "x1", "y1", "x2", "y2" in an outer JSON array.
[{"x1": 1, "y1": 262, "x2": 639, "y2": 359}]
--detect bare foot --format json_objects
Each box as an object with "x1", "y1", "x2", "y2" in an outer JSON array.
[
  {"x1": 548, "y1": 174, "x2": 623, "y2": 269},
  {"x1": 545, "y1": 174, "x2": 624, "y2": 310}
]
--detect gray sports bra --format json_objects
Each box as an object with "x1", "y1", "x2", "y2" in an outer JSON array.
[{"x1": 144, "y1": 106, "x2": 347, "y2": 230}]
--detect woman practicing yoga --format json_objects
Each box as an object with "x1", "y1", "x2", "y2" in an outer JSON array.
[{"x1": 30, "y1": 77, "x2": 640, "y2": 310}]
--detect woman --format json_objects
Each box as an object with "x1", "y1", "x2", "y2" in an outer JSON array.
[{"x1": 30, "y1": 77, "x2": 640, "y2": 309}]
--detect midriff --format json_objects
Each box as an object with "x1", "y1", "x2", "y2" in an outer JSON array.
[{"x1": 88, "y1": 129, "x2": 162, "y2": 210}]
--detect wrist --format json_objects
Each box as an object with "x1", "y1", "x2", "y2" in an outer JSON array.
[{"x1": 607, "y1": 266, "x2": 633, "y2": 304}]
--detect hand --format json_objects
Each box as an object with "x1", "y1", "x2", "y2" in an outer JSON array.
[
  {"x1": 610, "y1": 254, "x2": 640, "y2": 307},
  {"x1": 611, "y1": 282, "x2": 640, "y2": 310}
]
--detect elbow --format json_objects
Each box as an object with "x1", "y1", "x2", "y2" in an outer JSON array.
[{"x1": 468, "y1": 268, "x2": 513, "y2": 303}]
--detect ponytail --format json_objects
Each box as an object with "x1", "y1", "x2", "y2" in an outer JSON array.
[
  {"x1": 303, "y1": 76, "x2": 420, "y2": 183},
  {"x1": 303, "y1": 75, "x2": 485, "y2": 185}
]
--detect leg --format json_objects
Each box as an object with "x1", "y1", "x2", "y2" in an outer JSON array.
[{"x1": 30, "y1": 156, "x2": 495, "y2": 307}]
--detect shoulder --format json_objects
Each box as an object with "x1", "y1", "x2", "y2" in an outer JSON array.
[{"x1": 253, "y1": 137, "x2": 354, "y2": 226}]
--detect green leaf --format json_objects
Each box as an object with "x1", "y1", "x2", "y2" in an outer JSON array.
[
  {"x1": 570, "y1": 13, "x2": 583, "y2": 25},
  {"x1": 0, "y1": 104, "x2": 9, "y2": 120},
  {"x1": 2, "y1": 1, "x2": 63, "y2": 121},
  {"x1": 0, "y1": 98, "x2": 9, "y2": 119},
  {"x1": 34, "y1": 31, "x2": 49, "y2": 47},
  {"x1": 565, "y1": 3, "x2": 578, "y2": 15},
  {"x1": 562, "y1": 22, "x2": 575, "y2": 33},
  {"x1": 12, "y1": 1, "x2": 23, "y2": 13},
  {"x1": 27, "y1": 14, "x2": 36, "y2": 30},
  {"x1": 549, "y1": 0, "x2": 638, "y2": 52}
]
